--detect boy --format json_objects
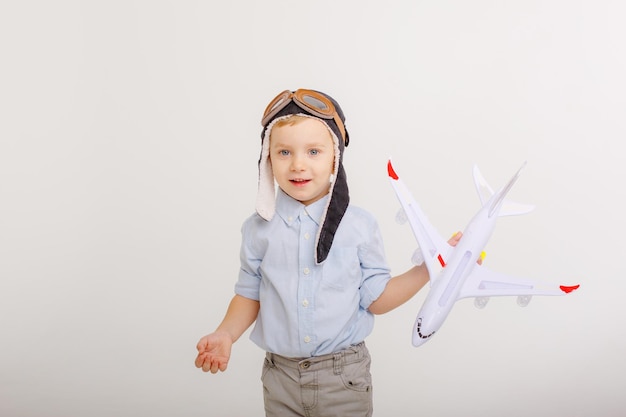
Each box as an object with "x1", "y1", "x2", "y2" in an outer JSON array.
[{"x1": 195, "y1": 89, "x2": 462, "y2": 416}]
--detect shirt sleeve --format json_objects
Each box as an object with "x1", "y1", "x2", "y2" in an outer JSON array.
[
  {"x1": 358, "y1": 214, "x2": 392, "y2": 309},
  {"x1": 234, "y1": 217, "x2": 263, "y2": 301}
]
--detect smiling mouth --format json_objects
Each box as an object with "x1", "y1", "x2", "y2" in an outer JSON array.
[{"x1": 290, "y1": 179, "x2": 311, "y2": 185}]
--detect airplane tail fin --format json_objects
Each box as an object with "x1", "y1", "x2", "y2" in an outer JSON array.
[{"x1": 473, "y1": 163, "x2": 535, "y2": 217}]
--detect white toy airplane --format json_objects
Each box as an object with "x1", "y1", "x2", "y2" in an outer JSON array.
[{"x1": 387, "y1": 159, "x2": 579, "y2": 347}]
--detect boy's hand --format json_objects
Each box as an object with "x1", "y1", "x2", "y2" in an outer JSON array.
[{"x1": 195, "y1": 331, "x2": 233, "y2": 373}]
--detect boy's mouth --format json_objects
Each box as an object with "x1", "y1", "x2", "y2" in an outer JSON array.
[{"x1": 290, "y1": 179, "x2": 311, "y2": 186}]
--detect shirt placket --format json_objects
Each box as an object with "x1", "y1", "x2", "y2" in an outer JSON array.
[{"x1": 297, "y1": 208, "x2": 316, "y2": 353}]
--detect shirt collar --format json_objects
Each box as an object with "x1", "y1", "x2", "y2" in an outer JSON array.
[{"x1": 275, "y1": 189, "x2": 329, "y2": 227}]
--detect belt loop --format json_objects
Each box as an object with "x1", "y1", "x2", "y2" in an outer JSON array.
[
  {"x1": 355, "y1": 341, "x2": 364, "y2": 358},
  {"x1": 333, "y1": 352, "x2": 343, "y2": 375}
]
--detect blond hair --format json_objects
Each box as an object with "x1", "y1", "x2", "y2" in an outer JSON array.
[{"x1": 272, "y1": 114, "x2": 310, "y2": 128}]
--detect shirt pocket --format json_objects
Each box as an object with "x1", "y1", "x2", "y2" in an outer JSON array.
[{"x1": 320, "y1": 247, "x2": 361, "y2": 290}]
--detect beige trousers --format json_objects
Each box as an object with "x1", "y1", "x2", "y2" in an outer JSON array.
[{"x1": 261, "y1": 342, "x2": 373, "y2": 417}]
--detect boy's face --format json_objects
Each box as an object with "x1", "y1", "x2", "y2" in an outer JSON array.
[{"x1": 269, "y1": 117, "x2": 335, "y2": 206}]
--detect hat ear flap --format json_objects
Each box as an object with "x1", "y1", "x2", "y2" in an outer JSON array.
[
  {"x1": 315, "y1": 164, "x2": 349, "y2": 264},
  {"x1": 255, "y1": 122, "x2": 276, "y2": 221}
]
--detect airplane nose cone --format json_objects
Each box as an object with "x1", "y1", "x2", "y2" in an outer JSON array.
[{"x1": 412, "y1": 317, "x2": 437, "y2": 347}]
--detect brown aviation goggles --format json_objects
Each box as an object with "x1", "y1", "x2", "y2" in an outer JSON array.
[{"x1": 261, "y1": 89, "x2": 348, "y2": 146}]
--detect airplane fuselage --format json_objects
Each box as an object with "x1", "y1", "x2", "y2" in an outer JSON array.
[{"x1": 412, "y1": 196, "x2": 500, "y2": 346}]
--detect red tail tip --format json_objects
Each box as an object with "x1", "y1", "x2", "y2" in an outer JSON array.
[
  {"x1": 387, "y1": 160, "x2": 399, "y2": 180},
  {"x1": 560, "y1": 284, "x2": 580, "y2": 294}
]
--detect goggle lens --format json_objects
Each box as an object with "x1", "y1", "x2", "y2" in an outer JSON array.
[{"x1": 300, "y1": 94, "x2": 329, "y2": 113}]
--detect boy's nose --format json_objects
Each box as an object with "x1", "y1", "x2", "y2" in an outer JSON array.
[{"x1": 290, "y1": 155, "x2": 306, "y2": 171}]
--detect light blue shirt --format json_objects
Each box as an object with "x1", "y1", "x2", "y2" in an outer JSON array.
[{"x1": 235, "y1": 189, "x2": 391, "y2": 357}]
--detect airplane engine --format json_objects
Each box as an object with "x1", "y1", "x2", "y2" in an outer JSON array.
[
  {"x1": 517, "y1": 295, "x2": 532, "y2": 307},
  {"x1": 474, "y1": 297, "x2": 489, "y2": 309}
]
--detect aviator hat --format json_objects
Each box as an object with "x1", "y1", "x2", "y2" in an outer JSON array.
[{"x1": 255, "y1": 89, "x2": 350, "y2": 264}]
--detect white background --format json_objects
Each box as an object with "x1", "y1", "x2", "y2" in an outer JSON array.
[{"x1": 1, "y1": 1, "x2": 624, "y2": 416}]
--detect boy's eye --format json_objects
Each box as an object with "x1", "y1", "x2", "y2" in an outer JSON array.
[
  {"x1": 309, "y1": 149, "x2": 319, "y2": 156},
  {"x1": 279, "y1": 150, "x2": 290, "y2": 156}
]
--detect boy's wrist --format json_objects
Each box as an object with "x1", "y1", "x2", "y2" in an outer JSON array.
[{"x1": 214, "y1": 328, "x2": 236, "y2": 343}]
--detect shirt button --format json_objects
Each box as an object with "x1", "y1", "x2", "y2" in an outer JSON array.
[
  {"x1": 304, "y1": 232, "x2": 310, "y2": 240},
  {"x1": 302, "y1": 299, "x2": 309, "y2": 307},
  {"x1": 288, "y1": 216, "x2": 293, "y2": 222},
  {"x1": 303, "y1": 268, "x2": 310, "y2": 275},
  {"x1": 304, "y1": 336, "x2": 311, "y2": 343}
]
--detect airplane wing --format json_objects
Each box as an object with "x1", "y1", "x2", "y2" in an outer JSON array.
[
  {"x1": 458, "y1": 264, "x2": 579, "y2": 300},
  {"x1": 387, "y1": 160, "x2": 450, "y2": 281}
]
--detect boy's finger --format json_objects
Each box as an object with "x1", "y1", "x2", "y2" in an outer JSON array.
[
  {"x1": 195, "y1": 353, "x2": 206, "y2": 368},
  {"x1": 210, "y1": 359, "x2": 221, "y2": 374},
  {"x1": 196, "y1": 339, "x2": 207, "y2": 352},
  {"x1": 448, "y1": 231, "x2": 462, "y2": 244}
]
